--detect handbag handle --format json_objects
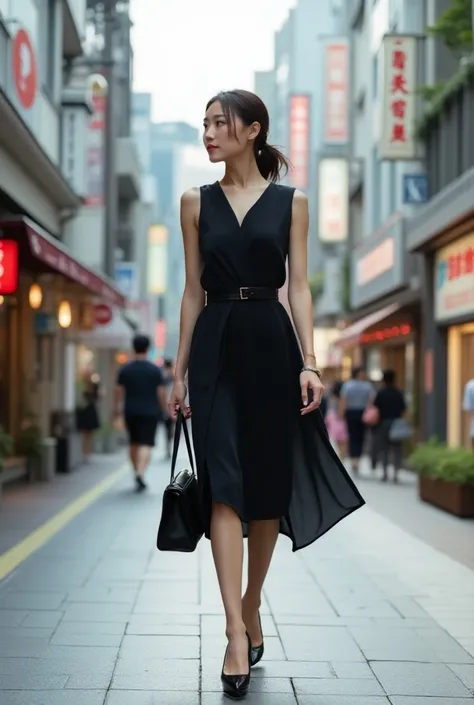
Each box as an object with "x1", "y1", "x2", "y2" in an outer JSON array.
[{"x1": 170, "y1": 411, "x2": 195, "y2": 483}]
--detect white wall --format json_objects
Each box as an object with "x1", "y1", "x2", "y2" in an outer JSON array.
[{"x1": 63, "y1": 207, "x2": 104, "y2": 270}]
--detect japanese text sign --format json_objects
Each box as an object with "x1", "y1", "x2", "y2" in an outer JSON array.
[
  {"x1": 435, "y1": 233, "x2": 474, "y2": 321},
  {"x1": 324, "y1": 40, "x2": 349, "y2": 144},
  {"x1": 289, "y1": 95, "x2": 310, "y2": 189},
  {"x1": 379, "y1": 35, "x2": 417, "y2": 160},
  {"x1": 318, "y1": 158, "x2": 348, "y2": 242}
]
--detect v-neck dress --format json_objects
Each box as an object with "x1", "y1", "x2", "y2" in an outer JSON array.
[{"x1": 187, "y1": 181, "x2": 364, "y2": 551}]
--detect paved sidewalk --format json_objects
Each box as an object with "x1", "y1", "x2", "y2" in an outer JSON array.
[{"x1": 0, "y1": 450, "x2": 473, "y2": 704}]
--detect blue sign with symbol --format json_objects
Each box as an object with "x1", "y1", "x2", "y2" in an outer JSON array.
[
  {"x1": 403, "y1": 174, "x2": 428, "y2": 205},
  {"x1": 114, "y1": 262, "x2": 139, "y2": 300}
]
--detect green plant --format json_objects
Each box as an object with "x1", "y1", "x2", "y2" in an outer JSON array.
[
  {"x1": 0, "y1": 425, "x2": 14, "y2": 470},
  {"x1": 308, "y1": 272, "x2": 324, "y2": 302},
  {"x1": 408, "y1": 438, "x2": 474, "y2": 485},
  {"x1": 16, "y1": 421, "x2": 42, "y2": 460},
  {"x1": 426, "y1": 0, "x2": 473, "y2": 57}
]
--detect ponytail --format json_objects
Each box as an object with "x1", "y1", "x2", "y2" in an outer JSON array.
[{"x1": 255, "y1": 142, "x2": 289, "y2": 183}]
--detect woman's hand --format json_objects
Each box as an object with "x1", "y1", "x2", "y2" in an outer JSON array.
[
  {"x1": 300, "y1": 371, "x2": 325, "y2": 415},
  {"x1": 168, "y1": 380, "x2": 191, "y2": 420}
]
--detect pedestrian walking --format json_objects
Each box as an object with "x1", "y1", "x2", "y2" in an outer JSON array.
[
  {"x1": 370, "y1": 369, "x2": 407, "y2": 482},
  {"x1": 339, "y1": 366, "x2": 374, "y2": 474},
  {"x1": 115, "y1": 335, "x2": 167, "y2": 492},
  {"x1": 76, "y1": 372, "x2": 101, "y2": 463},
  {"x1": 167, "y1": 89, "x2": 365, "y2": 699},
  {"x1": 325, "y1": 379, "x2": 348, "y2": 459}
]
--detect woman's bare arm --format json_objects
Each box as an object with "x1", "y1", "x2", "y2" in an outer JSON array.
[
  {"x1": 174, "y1": 188, "x2": 205, "y2": 383},
  {"x1": 287, "y1": 191, "x2": 316, "y2": 367}
]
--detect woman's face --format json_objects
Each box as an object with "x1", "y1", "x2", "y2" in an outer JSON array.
[{"x1": 203, "y1": 101, "x2": 258, "y2": 163}]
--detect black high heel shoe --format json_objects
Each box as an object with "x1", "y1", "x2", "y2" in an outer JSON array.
[
  {"x1": 221, "y1": 632, "x2": 252, "y2": 700},
  {"x1": 251, "y1": 612, "x2": 264, "y2": 667}
]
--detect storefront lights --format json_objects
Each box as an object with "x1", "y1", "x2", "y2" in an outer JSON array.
[
  {"x1": 0, "y1": 296, "x2": 4, "y2": 307},
  {"x1": 58, "y1": 300, "x2": 72, "y2": 328},
  {"x1": 28, "y1": 282, "x2": 43, "y2": 309}
]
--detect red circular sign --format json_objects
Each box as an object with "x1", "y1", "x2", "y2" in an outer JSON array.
[
  {"x1": 12, "y1": 28, "x2": 38, "y2": 110},
  {"x1": 94, "y1": 303, "x2": 113, "y2": 326}
]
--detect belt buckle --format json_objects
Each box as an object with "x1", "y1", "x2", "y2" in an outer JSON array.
[{"x1": 239, "y1": 287, "x2": 250, "y2": 300}]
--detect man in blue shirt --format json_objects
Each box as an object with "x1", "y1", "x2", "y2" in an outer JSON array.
[{"x1": 115, "y1": 334, "x2": 167, "y2": 491}]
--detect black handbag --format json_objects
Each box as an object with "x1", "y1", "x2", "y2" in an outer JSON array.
[{"x1": 157, "y1": 412, "x2": 203, "y2": 552}]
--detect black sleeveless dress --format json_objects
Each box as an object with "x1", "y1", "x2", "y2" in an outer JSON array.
[{"x1": 188, "y1": 181, "x2": 364, "y2": 551}]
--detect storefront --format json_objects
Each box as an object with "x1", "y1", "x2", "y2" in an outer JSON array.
[
  {"x1": 336, "y1": 214, "x2": 421, "y2": 408},
  {"x1": 433, "y1": 232, "x2": 474, "y2": 449},
  {"x1": 0, "y1": 217, "x2": 126, "y2": 468}
]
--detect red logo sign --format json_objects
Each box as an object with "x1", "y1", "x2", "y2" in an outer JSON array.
[
  {"x1": 94, "y1": 303, "x2": 113, "y2": 326},
  {"x1": 0, "y1": 240, "x2": 19, "y2": 295},
  {"x1": 12, "y1": 28, "x2": 38, "y2": 110}
]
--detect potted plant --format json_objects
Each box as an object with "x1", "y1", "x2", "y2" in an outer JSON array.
[
  {"x1": 16, "y1": 414, "x2": 43, "y2": 482},
  {"x1": 408, "y1": 438, "x2": 474, "y2": 517}
]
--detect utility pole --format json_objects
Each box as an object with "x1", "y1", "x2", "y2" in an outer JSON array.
[{"x1": 103, "y1": 0, "x2": 118, "y2": 279}]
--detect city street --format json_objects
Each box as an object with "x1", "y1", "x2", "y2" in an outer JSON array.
[{"x1": 0, "y1": 444, "x2": 473, "y2": 704}]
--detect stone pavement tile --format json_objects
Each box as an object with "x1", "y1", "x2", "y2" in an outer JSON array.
[
  {"x1": 348, "y1": 626, "x2": 439, "y2": 661},
  {"x1": 106, "y1": 693, "x2": 199, "y2": 705},
  {"x1": 54, "y1": 621, "x2": 126, "y2": 636},
  {"x1": 201, "y1": 635, "x2": 285, "y2": 661},
  {"x1": 293, "y1": 678, "x2": 386, "y2": 696},
  {"x1": 388, "y1": 597, "x2": 431, "y2": 619},
  {"x1": 0, "y1": 592, "x2": 66, "y2": 610},
  {"x1": 0, "y1": 675, "x2": 67, "y2": 690},
  {"x1": 114, "y1": 656, "x2": 199, "y2": 678},
  {"x1": 370, "y1": 662, "x2": 472, "y2": 697},
  {"x1": 373, "y1": 618, "x2": 441, "y2": 629},
  {"x1": 331, "y1": 662, "x2": 376, "y2": 678},
  {"x1": 39, "y1": 645, "x2": 118, "y2": 661},
  {"x1": 201, "y1": 694, "x2": 297, "y2": 705},
  {"x1": 202, "y1": 673, "x2": 293, "y2": 692},
  {"x1": 298, "y1": 698, "x2": 389, "y2": 705},
  {"x1": 278, "y1": 625, "x2": 365, "y2": 661},
  {"x1": 8, "y1": 691, "x2": 106, "y2": 704},
  {"x1": 65, "y1": 674, "x2": 111, "y2": 689},
  {"x1": 0, "y1": 693, "x2": 16, "y2": 705},
  {"x1": 416, "y1": 628, "x2": 474, "y2": 664},
  {"x1": 111, "y1": 674, "x2": 199, "y2": 690},
  {"x1": 201, "y1": 659, "x2": 333, "y2": 679},
  {"x1": 0, "y1": 627, "x2": 53, "y2": 640},
  {"x1": 65, "y1": 587, "x2": 138, "y2": 605},
  {"x1": 61, "y1": 604, "x2": 131, "y2": 622},
  {"x1": 0, "y1": 638, "x2": 49, "y2": 657},
  {"x1": 137, "y1": 581, "x2": 199, "y2": 604},
  {"x1": 21, "y1": 611, "x2": 64, "y2": 628},
  {"x1": 273, "y1": 614, "x2": 372, "y2": 627},
  {"x1": 436, "y1": 619, "x2": 474, "y2": 639},
  {"x1": 126, "y1": 614, "x2": 199, "y2": 635},
  {"x1": 50, "y1": 632, "x2": 123, "y2": 647},
  {"x1": 0, "y1": 611, "x2": 26, "y2": 627},
  {"x1": 119, "y1": 634, "x2": 199, "y2": 659},
  {"x1": 201, "y1": 614, "x2": 278, "y2": 636},
  {"x1": 448, "y1": 664, "x2": 474, "y2": 689},
  {"x1": 390, "y1": 700, "x2": 474, "y2": 705}
]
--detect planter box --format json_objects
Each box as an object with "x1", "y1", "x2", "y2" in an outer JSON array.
[{"x1": 419, "y1": 476, "x2": 474, "y2": 518}]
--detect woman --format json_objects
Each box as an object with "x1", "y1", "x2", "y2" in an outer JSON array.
[
  {"x1": 168, "y1": 89, "x2": 364, "y2": 699},
  {"x1": 339, "y1": 366, "x2": 374, "y2": 474},
  {"x1": 76, "y1": 372, "x2": 101, "y2": 462},
  {"x1": 371, "y1": 369, "x2": 407, "y2": 482},
  {"x1": 325, "y1": 380, "x2": 348, "y2": 458}
]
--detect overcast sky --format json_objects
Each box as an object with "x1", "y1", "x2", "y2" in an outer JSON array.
[{"x1": 130, "y1": 0, "x2": 295, "y2": 128}]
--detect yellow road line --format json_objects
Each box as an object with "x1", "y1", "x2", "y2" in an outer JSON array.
[{"x1": 0, "y1": 464, "x2": 128, "y2": 582}]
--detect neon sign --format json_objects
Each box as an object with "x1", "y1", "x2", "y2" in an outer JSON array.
[{"x1": 361, "y1": 324, "x2": 411, "y2": 345}]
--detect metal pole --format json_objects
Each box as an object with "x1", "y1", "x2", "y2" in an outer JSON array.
[{"x1": 103, "y1": 0, "x2": 117, "y2": 278}]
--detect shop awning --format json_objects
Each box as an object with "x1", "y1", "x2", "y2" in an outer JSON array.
[
  {"x1": 79, "y1": 308, "x2": 137, "y2": 350},
  {"x1": 335, "y1": 303, "x2": 401, "y2": 347},
  {"x1": 0, "y1": 216, "x2": 126, "y2": 308}
]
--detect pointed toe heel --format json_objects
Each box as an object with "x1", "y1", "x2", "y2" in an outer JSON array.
[
  {"x1": 221, "y1": 633, "x2": 252, "y2": 699},
  {"x1": 250, "y1": 612, "x2": 264, "y2": 667}
]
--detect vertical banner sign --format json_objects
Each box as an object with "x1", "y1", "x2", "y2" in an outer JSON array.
[
  {"x1": 288, "y1": 95, "x2": 310, "y2": 189},
  {"x1": 379, "y1": 35, "x2": 417, "y2": 160},
  {"x1": 318, "y1": 158, "x2": 349, "y2": 242},
  {"x1": 85, "y1": 74, "x2": 108, "y2": 206},
  {"x1": 147, "y1": 225, "x2": 168, "y2": 295},
  {"x1": 324, "y1": 40, "x2": 349, "y2": 144}
]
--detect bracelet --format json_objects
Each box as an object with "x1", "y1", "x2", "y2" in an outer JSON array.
[{"x1": 301, "y1": 365, "x2": 322, "y2": 379}]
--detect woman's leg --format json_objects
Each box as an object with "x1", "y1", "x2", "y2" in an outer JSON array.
[
  {"x1": 210, "y1": 502, "x2": 249, "y2": 675},
  {"x1": 242, "y1": 519, "x2": 279, "y2": 646}
]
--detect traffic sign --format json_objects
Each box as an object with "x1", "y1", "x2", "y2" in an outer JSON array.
[
  {"x1": 94, "y1": 303, "x2": 113, "y2": 326},
  {"x1": 403, "y1": 174, "x2": 428, "y2": 204},
  {"x1": 114, "y1": 262, "x2": 139, "y2": 300}
]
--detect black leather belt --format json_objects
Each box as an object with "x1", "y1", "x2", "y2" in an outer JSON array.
[{"x1": 206, "y1": 287, "x2": 278, "y2": 303}]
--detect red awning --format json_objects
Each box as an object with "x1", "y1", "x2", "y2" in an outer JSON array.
[
  {"x1": 0, "y1": 216, "x2": 126, "y2": 308},
  {"x1": 335, "y1": 303, "x2": 401, "y2": 347}
]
